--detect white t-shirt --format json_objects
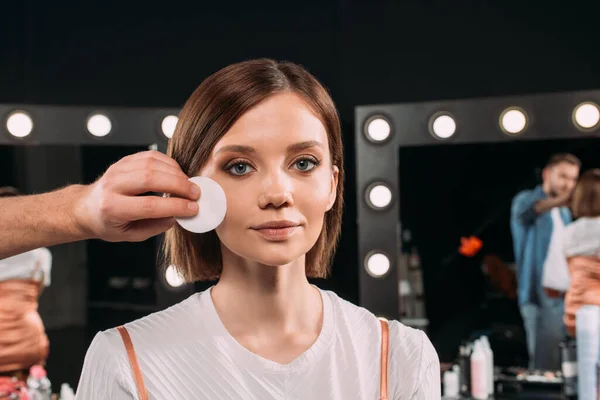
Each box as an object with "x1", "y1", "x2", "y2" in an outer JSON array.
[
  {"x1": 564, "y1": 216, "x2": 600, "y2": 258},
  {"x1": 542, "y1": 208, "x2": 571, "y2": 291},
  {"x1": 0, "y1": 247, "x2": 52, "y2": 287},
  {"x1": 76, "y1": 287, "x2": 440, "y2": 400}
]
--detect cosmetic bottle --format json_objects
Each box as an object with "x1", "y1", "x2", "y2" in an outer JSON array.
[
  {"x1": 458, "y1": 342, "x2": 472, "y2": 397},
  {"x1": 480, "y1": 336, "x2": 494, "y2": 396},
  {"x1": 470, "y1": 340, "x2": 488, "y2": 399}
]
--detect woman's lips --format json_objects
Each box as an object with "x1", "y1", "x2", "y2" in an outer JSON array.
[{"x1": 252, "y1": 226, "x2": 299, "y2": 241}]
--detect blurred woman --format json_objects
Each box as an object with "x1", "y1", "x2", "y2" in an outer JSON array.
[
  {"x1": 0, "y1": 187, "x2": 52, "y2": 390},
  {"x1": 563, "y1": 169, "x2": 600, "y2": 336}
]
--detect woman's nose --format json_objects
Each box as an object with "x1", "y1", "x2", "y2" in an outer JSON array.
[
  {"x1": 257, "y1": 172, "x2": 294, "y2": 209},
  {"x1": 258, "y1": 191, "x2": 293, "y2": 209}
]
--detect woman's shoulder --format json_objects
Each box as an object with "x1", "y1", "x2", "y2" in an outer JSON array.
[
  {"x1": 565, "y1": 217, "x2": 600, "y2": 235},
  {"x1": 387, "y1": 320, "x2": 439, "y2": 370},
  {"x1": 325, "y1": 289, "x2": 436, "y2": 357},
  {"x1": 89, "y1": 291, "x2": 206, "y2": 355},
  {"x1": 78, "y1": 291, "x2": 210, "y2": 397},
  {"x1": 0, "y1": 247, "x2": 52, "y2": 283},
  {"x1": 326, "y1": 290, "x2": 440, "y2": 395},
  {"x1": 564, "y1": 217, "x2": 600, "y2": 257}
]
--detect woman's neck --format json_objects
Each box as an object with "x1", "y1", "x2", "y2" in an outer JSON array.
[{"x1": 210, "y1": 251, "x2": 322, "y2": 338}]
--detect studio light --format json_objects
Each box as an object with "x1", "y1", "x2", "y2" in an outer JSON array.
[
  {"x1": 6, "y1": 111, "x2": 34, "y2": 138},
  {"x1": 364, "y1": 116, "x2": 391, "y2": 143},
  {"x1": 366, "y1": 183, "x2": 393, "y2": 210},
  {"x1": 87, "y1": 114, "x2": 112, "y2": 137},
  {"x1": 165, "y1": 264, "x2": 185, "y2": 288},
  {"x1": 430, "y1": 113, "x2": 456, "y2": 139},
  {"x1": 365, "y1": 252, "x2": 391, "y2": 277},
  {"x1": 573, "y1": 102, "x2": 600, "y2": 130},
  {"x1": 161, "y1": 115, "x2": 178, "y2": 139},
  {"x1": 499, "y1": 107, "x2": 528, "y2": 135}
]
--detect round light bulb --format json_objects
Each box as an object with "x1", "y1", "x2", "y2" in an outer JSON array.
[
  {"x1": 431, "y1": 114, "x2": 456, "y2": 139},
  {"x1": 368, "y1": 184, "x2": 393, "y2": 209},
  {"x1": 6, "y1": 111, "x2": 34, "y2": 138},
  {"x1": 573, "y1": 103, "x2": 600, "y2": 129},
  {"x1": 87, "y1": 114, "x2": 112, "y2": 137},
  {"x1": 161, "y1": 115, "x2": 178, "y2": 138},
  {"x1": 500, "y1": 108, "x2": 527, "y2": 135},
  {"x1": 366, "y1": 118, "x2": 391, "y2": 142},
  {"x1": 165, "y1": 264, "x2": 185, "y2": 288},
  {"x1": 366, "y1": 253, "x2": 390, "y2": 277}
]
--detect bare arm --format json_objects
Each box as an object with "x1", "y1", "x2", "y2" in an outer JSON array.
[
  {"x1": 534, "y1": 194, "x2": 569, "y2": 215},
  {"x1": 0, "y1": 185, "x2": 91, "y2": 259},
  {"x1": 0, "y1": 151, "x2": 200, "y2": 260},
  {"x1": 511, "y1": 189, "x2": 569, "y2": 227}
]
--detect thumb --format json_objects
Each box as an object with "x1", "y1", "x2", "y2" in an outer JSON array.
[{"x1": 128, "y1": 218, "x2": 177, "y2": 241}]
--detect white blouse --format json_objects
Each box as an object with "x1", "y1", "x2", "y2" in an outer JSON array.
[
  {"x1": 0, "y1": 248, "x2": 52, "y2": 286},
  {"x1": 76, "y1": 287, "x2": 441, "y2": 399}
]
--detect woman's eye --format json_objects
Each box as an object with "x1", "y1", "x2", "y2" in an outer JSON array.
[
  {"x1": 294, "y1": 158, "x2": 318, "y2": 172},
  {"x1": 228, "y1": 162, "x2": 253, "y2": 176}
]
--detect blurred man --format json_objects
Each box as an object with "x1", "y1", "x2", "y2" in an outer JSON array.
[{"x1": 511, "y1": 153, "x2": 580, "y2": 370}]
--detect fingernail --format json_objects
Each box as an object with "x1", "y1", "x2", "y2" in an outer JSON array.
[
  {"x1": 190, "y1": 184, "x2": 200, "y2": 198},
  {"x1": 188, "y1": 201, "x2": 199, "y2": 211}
]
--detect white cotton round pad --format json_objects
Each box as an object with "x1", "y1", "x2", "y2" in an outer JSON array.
[{"x1": 175, "y1": 177, "x2": 227, "y2": 233}]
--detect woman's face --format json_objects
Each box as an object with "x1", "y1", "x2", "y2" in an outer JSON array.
[{"x1": 199, "y1": 92, "x2": 338, "y2": 267}]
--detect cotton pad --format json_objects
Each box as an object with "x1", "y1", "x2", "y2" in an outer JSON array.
[{"x1": 175, "y1": 177, "x2": 227, "y2": 233}]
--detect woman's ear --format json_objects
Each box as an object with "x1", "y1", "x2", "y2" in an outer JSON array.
[{"x1": 326, "y1": 166, "x2": 339, "y2": 211}]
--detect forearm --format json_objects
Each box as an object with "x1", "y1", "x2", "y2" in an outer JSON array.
[
  {"x1": 534, "y1": 197, "x2": 563, "y2": 215},
  {"x1": 0, "y1": 185, "x2": 92, "y2": 259}
]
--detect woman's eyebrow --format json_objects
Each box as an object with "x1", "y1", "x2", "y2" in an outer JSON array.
[
  {"x1": 287, "y1": 140, "x2": 324, "y2": 152},
  {"x1": 216, "y1": 141, "x2": 324, "y2": 155},
  {"x1": 216, "y1": 145, "x2": 256, "y2": 155}
]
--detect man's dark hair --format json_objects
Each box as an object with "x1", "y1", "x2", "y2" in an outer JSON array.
[
  {"x1": 545, "y1": 153, "x2": 581, "y2": 169},
  {"x1": 0, "y1": 187, "x2": 21, "y2": 198}
]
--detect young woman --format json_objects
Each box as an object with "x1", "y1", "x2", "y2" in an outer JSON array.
[
  {"x1": 563, "y1": 168, "x2": 600, "y2": 336},
  {"x1": 76, "y1": 59, "x2": 440, "y2": 399}
]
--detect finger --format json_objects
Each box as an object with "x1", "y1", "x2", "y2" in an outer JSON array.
[
  {"x1": 112, "y1": 170, "x2": 200, "y2": 200},
  {"x1": 113, "y1": 154, "x2": 188, "y2": 179},
  {"x1": 126, "y1": 217, "x2": 177, "y2": 242},
  {"x1": 110, "y1": 195, "x2": 199, "y2": 221},
  {"x1": 122, "y1": 150, "x2": 182, "y2": 170}
]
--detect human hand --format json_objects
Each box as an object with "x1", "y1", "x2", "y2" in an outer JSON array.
[
  {"x1": 73, "y1": 150, "x2": 199, "y2": 242},
  {"x1": 555, "y1": 191, "x2": 572, "y2": 208}
]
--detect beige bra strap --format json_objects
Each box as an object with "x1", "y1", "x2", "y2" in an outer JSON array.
[
  {"x1": 379, "y1": 318, "x2": 389, "y2": 400},
  {"x1": 117, "y1": 326, "x2": 149, "y2": 400}
]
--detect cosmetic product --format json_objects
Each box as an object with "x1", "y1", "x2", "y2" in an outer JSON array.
[
  {"x1": 176, "y1": 177, "x2": 227, "y2": 233},
  {"x1": 471, "y1": 340, "x2": 488, "y2": 399}
]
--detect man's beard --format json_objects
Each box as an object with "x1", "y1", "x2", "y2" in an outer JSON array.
[{"x1": 549, "y1": 183, "x2": 567, "y2": 198}]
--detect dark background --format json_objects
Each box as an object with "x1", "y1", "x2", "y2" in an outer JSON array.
[{"x1": 2, "y1": 0, "x2": 600, "y2": 389}]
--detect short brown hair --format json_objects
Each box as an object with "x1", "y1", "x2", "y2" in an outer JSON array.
[
  {"x1": 0, "y1": 187, "x2": 21, "y2": 198},
  {"x1": 163, "y1": 59, "x2": 344, "y2": 282},
  {"x1": 571, "y1": 169, "x2": 600, "y2": 218},
  {"x1": 546, "y1": 153, "x2": 581, "y2": 169}
]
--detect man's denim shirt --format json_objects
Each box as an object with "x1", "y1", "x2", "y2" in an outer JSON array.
[{"x1": 510, "y1": 185, "x2": 572, "y2": 307}]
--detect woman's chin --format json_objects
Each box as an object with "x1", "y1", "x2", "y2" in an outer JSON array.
[
  {"x1": 219, "y1": 237, "x2": 315, "y2": 268},
  {"x1": 242, "y1": 246, "x2": 308, "y2": 268},
  {"x1": 251, "y1": 254, "x2": 301, "y2": 267}
]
